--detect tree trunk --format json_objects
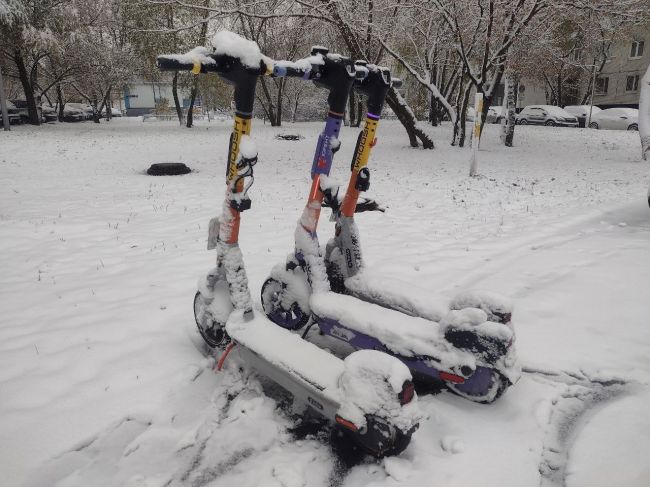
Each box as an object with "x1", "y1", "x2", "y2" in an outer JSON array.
[
  {"x1": 92, "y1": 96, "x2": 101, "y2": 123},
  {"x1": 56, "y1": 84, "x2": 65, "y2": 122},
  {"x1": 501, "y1": 75, "x2": 517, "y2": 147},
  {"x1": 275, "y1": 78, "x2": 283, "y2": 126},
  {"x1": 479, "y1": 66, "x2": 506, "y2": 136},
  {"x1": 292, "y1": 96, "x2": 299, "y2": 123},
  {"x1": 348, "y1": 89, "x2": 357, "y2": 127},
  {"x1": 105, "y1": 88, "x2": 112, "y2": 121},
  {"x1": 14, "y1": 51, "x2": 40, "y2": 125},
  {"x1": 458, "y1": 82, "x2": 473, "y2": 148},
  {"x1": 355, "y1": 101, "x2": 363, "y2": 126},
  {"x1": 186, "y1": 78, "x2": 198, "y2": 128},
  {"x1": 429, "y1": 96, "x2": 439, "y2": 126},
  {"x1": 385, "y1": 88, "x2": 434, "y2": 149},
  {"x1": 258, "y1": 77, "x2": 277, "y2": 126},
  {"x1": 172, "y1": 72, "x2": 183, "y2": 125}
]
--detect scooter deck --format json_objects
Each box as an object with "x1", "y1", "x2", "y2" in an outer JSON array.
[
  {"x1": 310, "y1": 292, "x2": 474, "y2": 372},
  {"x1": 344, "y1": 271, "x2": 448, "y2": 322},
  {"x1": 226, "y1": 310, "x2": 344, "y2": 418}
]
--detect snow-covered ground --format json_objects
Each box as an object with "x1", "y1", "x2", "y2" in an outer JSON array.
[{"x1": 1, "y1": 118, "x2": 649, "y2": 487}]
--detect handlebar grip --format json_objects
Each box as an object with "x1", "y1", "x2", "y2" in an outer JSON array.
[
  {"x1": 392, "y1": 78, "x2": 403, "y2": 89},
  {"x1": 272, "y1": 64, "x2": 311, "y2": 79},
  {"x1": 157, "y1": 56, "x2": 196, "y2": 72}
]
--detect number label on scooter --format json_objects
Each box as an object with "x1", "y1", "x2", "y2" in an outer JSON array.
[
  {"x1": 307, "y1": 396, "x2": 323, "y2": 410},
  {"x1": 331, "y1": 325, "x2": 356, "y2": 342}
]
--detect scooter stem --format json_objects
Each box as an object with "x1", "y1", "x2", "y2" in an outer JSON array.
[
  {"x1": 340, "y1": 65, "x2": 395, "y2": 218},
  {"x1": 300, "y1": 48, "x2": 357, "y2": 235}
]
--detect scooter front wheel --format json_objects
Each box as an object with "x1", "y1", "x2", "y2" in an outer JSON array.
[
  {"x1": 261, "y1": 278, "x2": 310, "y2": 331},
  {"x1": 194, "y1": 291, "x2": 230, "y2": 348},
  {"x1": 445, "y1": 367, "x2": 509, "y2": 404}
]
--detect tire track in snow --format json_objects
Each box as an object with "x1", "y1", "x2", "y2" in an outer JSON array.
[{"x1": 523, "y1": 367, "x2": 628, "y2": 487}]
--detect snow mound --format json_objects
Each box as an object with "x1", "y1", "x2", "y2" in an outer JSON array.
[
  {"x1": 337, "y1": 350, "x2": 420, "y2": 432},
  {"x1": 238, "y1": 135, "x2": 258, "y2": 160},
  {"x1": 450, "y1": 290, "x2": 513, "y2": 323},
  {"x1": 441, "y1": 308, "x2": 513, "y2": 342},
  {"x1": 212, "y1": 30, "x2": 267, "y2": 69}
]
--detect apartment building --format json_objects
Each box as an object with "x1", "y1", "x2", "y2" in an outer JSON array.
[{"x1": 593, "y1": 25, "x2": 649, "y2": 108}]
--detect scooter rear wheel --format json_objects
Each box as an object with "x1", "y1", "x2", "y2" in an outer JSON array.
[
  {"x1": 445, "y1": 367, "x2": 508, "y2": 404},
  {"x1": 261, "y1": 278, "x2": 310, "y2": 331},
  {"x1": 194, "y1": 291, "x2": 230, "y2": 348},
  {"x1": 331, "y1": 415, "x2": 413, "y2": 462}
]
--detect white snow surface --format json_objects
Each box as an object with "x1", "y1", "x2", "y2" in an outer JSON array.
[
  {"x1": 1, "y1": 118, "x2": 650, "y2": 487},
  {"x1": 212, "y1": 30, "x2": 269, "y2": 69},
  {"x1": 160, "y1": 46, "x2": 216, "y2": 66},
  {"x1": 238, "y1": 134, "x2": 257, "y2": 160}
]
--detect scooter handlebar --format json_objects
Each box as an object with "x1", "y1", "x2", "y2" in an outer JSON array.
[
  {"x1": 156, "y1": 56, "x2": 199, "y2": 72},
  {"x1": 272, "y1": 64, "x2": 312, "y2": 79}
]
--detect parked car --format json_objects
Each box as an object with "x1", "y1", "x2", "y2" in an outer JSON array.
[
  {"x1": 10, "y1": 99, "x2": 35, "y2": 123},
  {"x1": 516, "y1": 105, "x2": 579, "y2": 127},
  {"x1": 1, "y1": 101, "x2": 23, "y2": 126},
  {"x1": 588, "y1": 107, "x2": 638, "y2": 131},
  {"x1": 66, "y1": 103, "x2": 94, "y2": 120},
  {"x1": 466, "y1": 106, "x2": 507, "y2": 124},
  {"x1": 563, "y1": 105, "x2": 602, "y2": 128},
  {"x1": 41, "y1": 105, "x2": 58, "y2": 122},
  {"x1": 100, "y1": 107, "x2": 123, "y2": 117},
  {"x1": 63, "y1": 104, "x2": 86, "y2": 122},
  {"x1": 487, "y1": 106, "x2": 505, "y2": 124}
]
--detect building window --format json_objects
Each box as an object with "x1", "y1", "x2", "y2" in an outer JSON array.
[
  {"x1": 630, "y1": 40, "x2": 644, "y2": 58},
  {"x1": 626, "y1": 75, "x2": 640, "y2": 92},
  {"x1": 595, "y1": 76, "x2": 609, "y2": 94}
]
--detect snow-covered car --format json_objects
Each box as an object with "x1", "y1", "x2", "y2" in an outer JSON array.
[
  {"x1": 516, "y1": 105, "x2": 579, "y2": 127},
  {"x1": 63, "y1": 104, "x2": 86, "y2": 122},
  {"x1": 564, "y1": 105, "x2": 601, "y2": 128},
  {"x1": 1, "y1": 100, "x2": 23, "y2": 126},
  {"x1": 487, "y1": 106, "x2": 505, "y2": 124},
  {"x1": 467, "y1": 106, "x2": 506, "y2": 124},
  {"x1": 67, "y1": 103, "x2": 94, "y2": 120},
  {"x1": 101, "y1": 107, "x2": 123, "y2": 117},
  {"x1": 10, "y1": 99, "x2": 33, "y2": 123},
  {"x1": 41, "y1": 105, "x2": 58, "y2": 122},
  {"x1": 588, "y1": 107, "x2": 638, "y2": 131}
]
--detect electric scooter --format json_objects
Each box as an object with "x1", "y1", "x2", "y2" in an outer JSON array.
[
  {"x1": 262, "y1": 61, "x2": 520, "y2": 404},
  {"x1": 157, "y1": 33, "x2": 419, "y2": 457}
]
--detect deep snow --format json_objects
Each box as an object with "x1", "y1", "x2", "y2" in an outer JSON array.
[{"x1": 1, "y1": 118, "x2": 649, "y2": 487}]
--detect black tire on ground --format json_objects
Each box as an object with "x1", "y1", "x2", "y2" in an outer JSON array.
[
  {"x1": 545, "y1": 120, "x2": 556, "y2": 126},
  {"x1": 331, "y1": 417, "x2": 413, "y2": 464},
  {"x1": 147, "y1": 162, "x2": 192, "y2": 176},
  {"x1": 519, "y1": 119, "x2": 527, "y2": 125},
  {"x1": 628, "y1": 124, "x2": 638, "y2": 131},
  {"x1": 589, "y1": 122, "x2": 599, "y2": 129},
  {"x1": 446, "y1": 370, "x2": 509, "y2": 404},
  {"x1": 193, "y1": 291, "x2": 229, "y2": 348}
]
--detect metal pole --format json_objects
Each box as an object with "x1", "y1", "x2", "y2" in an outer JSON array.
[
  {"x1": 0, "y1": 66, "x2": 11, "y2": 131},
  {"x1": 587, "y1": 64, "x2": 597, "y2": 128}
]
